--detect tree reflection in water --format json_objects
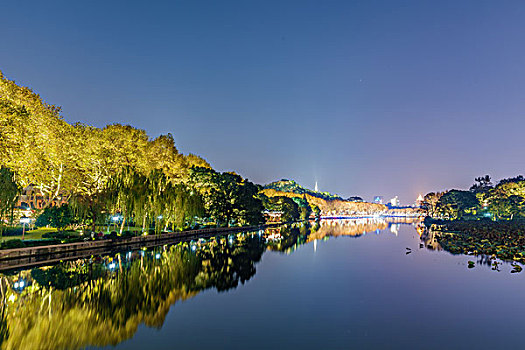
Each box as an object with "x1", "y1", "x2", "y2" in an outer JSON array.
[{"x1": 0, "y1": 218, "x2": 419, "y2": 350}]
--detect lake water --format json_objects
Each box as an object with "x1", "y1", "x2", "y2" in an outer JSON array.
[{"x1": 1, "y1": 218, "x2": 524, "y2": 350}]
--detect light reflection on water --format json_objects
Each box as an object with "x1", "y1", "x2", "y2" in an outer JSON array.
[{"x1": 0, "y1": 218, "x2": 523, "y2": 350}]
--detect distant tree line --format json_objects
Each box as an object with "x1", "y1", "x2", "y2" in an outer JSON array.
[{"x1": 423, "y1": 175, "x2": 525, "y2": 220}]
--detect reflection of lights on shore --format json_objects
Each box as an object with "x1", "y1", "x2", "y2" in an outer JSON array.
[
  {"x1": 314, "y1": 239, "x2": 317, "y2": 252},
  {"x1": 13, "y1": 280, "x2": 25, "y2": 289}
]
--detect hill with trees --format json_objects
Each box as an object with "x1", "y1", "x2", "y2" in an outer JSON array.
[{"x1": 264, "y1": 180, "x2": 343, "y2": 201}]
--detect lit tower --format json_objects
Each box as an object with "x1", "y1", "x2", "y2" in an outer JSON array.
[
  {"x1": 416, "y1": 194, "x2": 424, "y2": 206},
  {"x1": 315, "y1": 181, "x2": 318, "y2": 192}
]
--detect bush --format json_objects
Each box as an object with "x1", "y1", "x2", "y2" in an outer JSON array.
[
  {"x1": 120, "y1": 231, "x2": 135, "y2": 239},
  {"x1": 35, "y1": 205, "x2": 73, "y2": 230},
  {"x1": 42, "y1": 231, "x2": 79, "y2": 240},
  {"x1": 23, "y1": 239, "x2": 60, "y2": 247},
  {"x1": 1, "y1": 226, "x2": 25, "y2": 236},
  {"x1": 106, "y1": 231, "x2": 119, "y2": 240},
  {"x1": 1, "y1": 239, "x2": 26, "y2": 249}
]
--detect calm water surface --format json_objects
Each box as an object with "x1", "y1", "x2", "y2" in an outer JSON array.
[{"x1": 1, "y1": 218, "x2": 524, "y2": 349}]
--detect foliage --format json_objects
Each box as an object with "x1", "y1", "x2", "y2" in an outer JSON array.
[
  {"x1": 0, "y1": 70, "x2": 264, "y2": 233},
  {"x1": 260, "y1": 195, "x2": 300, "y2": 222},
  {"x1": 469, "y1": 175, "x2": 493, "y2": 193},
  {"x1": 497, "y1": 175, "x2": 524, "y2": 186},
  {"x1": 0, "y1": 239, "x2": 26, "y2": 249},
  {"x1": 291, "y1": 196, "x2": 313, "y2": 220},
  {"x1": 435, "y1": 190, "x2": 479, "y2": 219},
  {"x1": 41, "y1": 230, "x2": 79, "y2": 240},
  {"x1": 422, "y1": 192, "x2": 444, "y2": 217},
  {"x1": 487, "y1": 195, "x2": 525, "y2": 220},
  {"x1": 0, "y1": 167, "x2": 20, "y2": 231},
  {"x1": 0, "y1": 226, "x2": 24, "y2": 236},
  {"x1": 35, "y1": 205, "x2": 74, "y2": 231},
  {"x1": 190, "y1": 167, "x2": 263, "y2": 226},
  {"x1": 311, "y1": 204, "x2": 321, "y2": 218}
]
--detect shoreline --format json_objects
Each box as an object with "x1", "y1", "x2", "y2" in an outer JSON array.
[{"x1": 0, "y1": 223, "x2": 286, "y2": 270}]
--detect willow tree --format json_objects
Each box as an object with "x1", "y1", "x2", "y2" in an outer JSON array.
[{"x1": 0, "y1": 167, "x2": 20, "y2": 231}]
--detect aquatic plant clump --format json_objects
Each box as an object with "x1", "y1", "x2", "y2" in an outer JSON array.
[{"x1": 432, "y1": 219, "x2": 525, "y2": 262}]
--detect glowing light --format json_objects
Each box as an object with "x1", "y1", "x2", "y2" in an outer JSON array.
[
  {"x1": 108, "y1": 263, "x2": 116, "y2": 269},
  {"x1": 155, "y1": 253, "x2": 161, "y2": 259},
  {"x1": 19, "y1": 281, "x2": 25, "y2": 288},
  {"x1": 13, "y1": 282, "x2": 19, "y2": 288}
]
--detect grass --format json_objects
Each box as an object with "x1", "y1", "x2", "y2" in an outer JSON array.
[{"x1": 0, "y1": 227, "x2": 57, "y2": 242}]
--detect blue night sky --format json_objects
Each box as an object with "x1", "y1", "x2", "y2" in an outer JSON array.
[{"x1": 1, "y1": 0, "x2": 524, "y2": 203}]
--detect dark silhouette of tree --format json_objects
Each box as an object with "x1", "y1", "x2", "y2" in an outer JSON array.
[{"x1": 470, "y1": 175, "x2": 493, "y2": 193}]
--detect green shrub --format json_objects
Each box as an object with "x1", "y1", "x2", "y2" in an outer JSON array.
[
  {"x1": 120, "y1": 231, "x2": 135, "y2": 239},
  {"x1": 1, "y1": 239, "x2": 26, "y2": 249},
  {"x1": 42, "y1": 231, "x2": 79, "y2": 240},
  {"x1": 1, "y1": 226, "x2": 24, "y2": 236}
]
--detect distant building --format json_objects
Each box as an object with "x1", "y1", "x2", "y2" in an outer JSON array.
[
  {"x1": 374, "y1": 196, "x2": 384, "y2": 204},
  {"x1": 390, "y1": 196, "x2": 400, "y2": 207},
  {"x1": 15, "y1": 185, "x2": 67, "y2": 211},
  {"x1": 415, "y1": 194, "x2": 424, "y2": 207},
  {"x1": 263, "y1": 210, "x2": 283, "y2": 223}
]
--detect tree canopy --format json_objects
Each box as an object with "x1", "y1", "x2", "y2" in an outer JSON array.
[{"x1": 0, "y1": 70, "x2": 265, "y2": 232}]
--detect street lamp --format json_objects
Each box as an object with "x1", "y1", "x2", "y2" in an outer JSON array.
[
  {"x1": 20, "y1": 217, "x2": 30, "y2": 240},
  {"x1": 111, "y1": 215, "x2": 120, "y2": 232}
]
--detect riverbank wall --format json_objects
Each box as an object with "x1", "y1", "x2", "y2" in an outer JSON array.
[{"x1": 0, "y1": 223, "x2": 282, "y2": 270}]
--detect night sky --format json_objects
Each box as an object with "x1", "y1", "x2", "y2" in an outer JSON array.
[{"x1": 2, "y1": 0, "x2": 524, "y2": 203}]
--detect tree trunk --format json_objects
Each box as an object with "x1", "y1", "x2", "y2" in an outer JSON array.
[{"x1": 120, "y1": 216, "x2": 126, "y2": 234}]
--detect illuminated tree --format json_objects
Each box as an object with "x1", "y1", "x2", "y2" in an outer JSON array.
[
  {"x1": 436, "y1": 190, "x2": 480, "y2": 219},
  {"x1": 0, "y1": 167, "x2": 20, "y2": 229}
]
